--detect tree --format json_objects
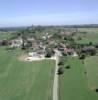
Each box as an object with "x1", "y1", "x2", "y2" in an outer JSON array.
[
  {"x1": 45, "y1": 48, "x2": 55, "y2": 58},
  {"x1": 89, "y1": 42, "x2": 93, "y2": 46},
  {"x1": 21, "y1": 30, "x2": 27, "y2": 50},
  {"x1": 58, "y1": 61, "x2": 64, "y2": 66},
  {"x1": 2, "y1": 40, "x2": 9, "y2": 46},
  {"x1": 81, "y1": 46, "x2": 96, "y2": 56},
  {"x1": 58, "y1": 67, "x2": 64, "y2": 75},
  {"x1": 65, "y1": 65, "x2": 70, "y2": 69},
  {"x1": 79, "y1": 54, "x2": 86, "y2": 60}
]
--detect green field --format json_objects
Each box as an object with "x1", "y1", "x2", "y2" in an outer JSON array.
[
  {"x1": 0, "y1": 32, "x2": 12, "y2": 39},
  {"x1": 73, "y1": 28, "x2": 98, "y2": 44},
  {"x1": 0, "y1": 47, "x2": 55, "y2": 100},
  {"x1": 78, "y1": 28, "x2": 98, "y2": 33},
  {"x1": 59, "y1": 57, "x2": 98, "y2": 100},
  {"x1": 85, "y1": 56, "x2": 98, "y2": 89}
]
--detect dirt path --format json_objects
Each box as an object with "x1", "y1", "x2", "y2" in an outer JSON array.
[{"x1": 53, "y1": 50, "x2": 60, "y2": 100}]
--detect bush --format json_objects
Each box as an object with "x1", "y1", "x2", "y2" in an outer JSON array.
[
  {"x1": 58, "y1": 67, "x2": 64, "y2": 75},
  {"x1": 45, "y1": 48, "x2": 55, "y2": 58},
  {"x1": 79, "y1": 54, "x2": 86, "y2": 60},
  {"x1": 65, "y1": 65, "x2": 70, "y2": 69},
  {"x1": 58, "y1": 61, "x2": 64, "y2": 66},
  {"x1": 96, "y1": 89, "x2": 98, "y2": 93},
  {"x1": 45, "y1": 53, "x2": 52, "y2": 58}
]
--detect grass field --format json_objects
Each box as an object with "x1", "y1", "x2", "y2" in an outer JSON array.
[
  {"x1": 73, "y1": 28, "x2": 98, "y2": 44},
  {"x1": 0, "y1": 47, "x2": 55, "y2": 100},
  {"x1": 78, "y1": 28, "x2": 98, "y2": 33},
  {"x1": 74, "y1": 32, "x2": 98, "y2": 44},
  {"x1": 85, "y1": 56, "x2": 98, "y2": 90},
  {"x1": 0, "y1": 32, "x2": 12, "y2": 39},
  {"x1": 59, "y1": 57, "x2": 98, "y2": 100}
]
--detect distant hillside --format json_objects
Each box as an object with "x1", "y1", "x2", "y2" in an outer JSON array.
[
  {"x1": 0, "y1": 26, "x2": 27, "y2": 32},
  {"x1": 0, "y1": 24, "x2": 98, "y2": 32}
]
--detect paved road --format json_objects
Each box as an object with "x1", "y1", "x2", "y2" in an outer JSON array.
[{"x1": 53, "y1": 50, "x2": 60, "y2": 100}]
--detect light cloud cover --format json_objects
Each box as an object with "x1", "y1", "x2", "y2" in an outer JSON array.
[{"x1": 0, "y1": 0, "x2": 98, "y2": 27}]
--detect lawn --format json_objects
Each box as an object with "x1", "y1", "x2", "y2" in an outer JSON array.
[
  {"x1": 0, "y1": 47, "x2": 55, "y2": 100},
  {"x1": 85, "y1": 56, "x2": 98, "y2": 90},
  {"x1": 59, "y1": 57, "x2": 98, "y2": 100}
]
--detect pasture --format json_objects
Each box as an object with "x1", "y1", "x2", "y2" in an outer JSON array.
[
  {"x1": 85, "y1": 56, "x2": 98, "y2": 90},
  {"x1": 59, "y1": 57, "x2": 98, "y2": 100},
  {"x1": 0, "y1": 47, "x2": 55, "y2": 100}
]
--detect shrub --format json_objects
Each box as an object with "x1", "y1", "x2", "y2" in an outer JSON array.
[
  {"x1": 65, "y1": 65, "x2": 70, "y2": 69},
  {"x1": 45, "y1": 53, "x2": 52, "y2": 58},
  {"x1": 96, "y1": 89, "x2": 98, "y2": 93},
  {"x1": 79, "y1": 54, "x2": 86, "y2": 60},
  {"x1": 58, "y1": 67, "x2": 64, "y2": 75},
  {"x1": 58, "y1": 61, "x2": 64, "y2": 66}
]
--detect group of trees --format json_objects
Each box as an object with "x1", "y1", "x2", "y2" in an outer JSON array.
[
  {"x1": 45, "y1": 48, "x2": 55, "y2": 58},
  {"x1": 58, "y1": 60, "x2": 71, "y2": 75},
  {"x1": 57, "y1": 57, "x2": 71, "y2": 75},
  {"x1": 58, "y1": 61, "x2": 65, "y2": 75},
  {"x1": 0, "y1": 40, "x2": 10, "y2": 46}
]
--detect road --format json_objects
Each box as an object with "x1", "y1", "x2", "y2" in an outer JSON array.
[{"x1": 53, "y1": 50, "x2": 60, "y2": 100}]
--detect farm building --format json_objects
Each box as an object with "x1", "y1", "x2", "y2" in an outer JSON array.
[{"x1": 10, "y1": 38, "x2": 23, "y2": 47}]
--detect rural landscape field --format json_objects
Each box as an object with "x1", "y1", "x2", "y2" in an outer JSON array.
[
  {"x1": 0, "y1": 46, "x2": 55, "y2": 100},
  {"x1": 0, "y1": 0, "x2": 98, "y2": 100},
  {"x1": 59, "y1": 57, "x2": 98, "y2": 100},
  {"x1": 0, "y1": 26, "x2": 98, "y2": 100}
]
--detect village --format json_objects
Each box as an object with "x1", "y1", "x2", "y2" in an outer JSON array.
[
  {"x1": 0, "y1": 27, "x2": 98, "y2": 76},
  {"x1": 0, "y1": 26, "x2": 98, "y2": 100},
  {"x1": 1, "y1": 0, "x2": 98, "y2": 99},
  {"x1": 0, "y1": 30, "x2": 79, "y2": 61}
]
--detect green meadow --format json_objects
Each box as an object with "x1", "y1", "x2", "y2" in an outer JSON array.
[
  {"x1": 0, "y1": 47, "x2": 55, "y2": 100},
  {"x1": 59, "y1": 57, "x2": 98, "y2": 100},
  {"x1": 0, "y1": 32, "x2": 12, "y2": 39},
  {"x1": 85, "y1": 56, "x2": 98, "y2": 89},
  {"x1": 73, "y1": 28, "x2": 98, "y2": 44}
]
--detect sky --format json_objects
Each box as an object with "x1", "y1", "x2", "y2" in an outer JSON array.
[{"x1": 0, "y1": 0, "x2": 98, "y2": 27}]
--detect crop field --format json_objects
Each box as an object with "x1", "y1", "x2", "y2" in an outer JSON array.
[
  {"x1": 0, "y1": 47, "x2": 55, "y2": 100},
  {"x1": 59, "y1": 57, "x2": 98, "y2": 100},
  {"x1": 85, "y1": 56, "x2": 98, "y2": 90}
]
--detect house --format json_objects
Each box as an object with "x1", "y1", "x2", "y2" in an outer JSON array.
[
  {"x1": 60, "y1": 31, "x2": 73, "y2": 36},
  {"x1": 28, "y1": 50, "x2": 45, "y2": 58},
  {"x1": 57, "y1": 43, "x2": 74, "y2": 56},
  {"x1": 64, "y1": 48, "x2": 74, "y2": 55},
  {"x1": 32, "y1": 42, "x2": 39, "y2": 50},
  {"x1": 32, "y1": 41, "x2": 44, "y2": 50},
  {"x1": 10, "y1": 38, "x2": 23, "y2": 47},
  {"x1": 27, "y1": 37, "x2": 35, "y2": 42},
  {"x1": 47, "y1": 39, "x2": 56, "y2": 46},
  {"x1": 58, "y1": 43, "x2": 66, "y2": 51},
  {"x1": 42, "y1": 33, "x2": 53, "y2": 40},
  {"x1": 59, "y1": 43, "x2": 66, "y2": 48},
  {"x1": 42, "y1": 36, "x2": 47, "y2": 40}
]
